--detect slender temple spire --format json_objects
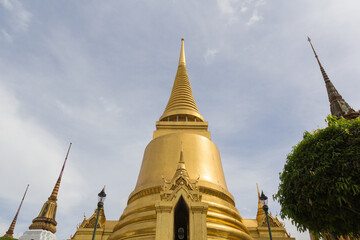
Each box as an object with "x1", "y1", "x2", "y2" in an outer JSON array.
[
  {"x1": 3, "y1": 185, "x2": 29, "y2": 238},
  {"x1": 159, "y1": 38, "x2": 205, "y2": 122},
  {"x1": 49, "y1": 143, "x2": 72, "y2": 201},
  {"x1": 307, "y1": 37, "x2": 359, "y2": 119},
  {"x1": 28, "y1": 143, "x2": 72, "y2": 234}
]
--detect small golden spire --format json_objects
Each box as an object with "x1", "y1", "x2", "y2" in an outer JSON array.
[
  {"x1": 29, "y1": 143, "x2": 72, "y2": 234},
  {"x1": 179, "y1": 142, "x2": 184, "y2": 164},
  {"x1": 3, "y1": 184, "x2": 29, "y2": 238},
  {"x1": 171, "y1": 146, "x2": 189, "y2": 182},
  {"x1": 177, "y1": 145, "x2": 186, "y2": 170}
]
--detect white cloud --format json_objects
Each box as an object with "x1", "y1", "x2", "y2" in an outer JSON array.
[
  {"x1": 240, "y1": 6, "x2": 248, "y2": 13},
  {"x1": 217, "y1": 0, "x2": 240, "y2": 24},
  {"x1": 55, "y1": 97, "x2": 122, "y2": 132},
  {"x1": 1, "y1": 29, "x2": 13, "y2": 42},
  {"x1": 216, "y1": 0, "x2": 265, "y2": 25},
  {"x1": 247, "y1": 9, "x2": 263, "y2": 25},
  {"x1": 0, "y1": 0, "x2": 32, "y2": 38},
  {"x1": 204, "y1": 48, "x2": 218, "y2": 64},
  {"x1": 0, "y1": 0, "x2": 13, "y2": 10},
  {"x1": 0, "y1": 83, "x2": 83, "y2": 211}
]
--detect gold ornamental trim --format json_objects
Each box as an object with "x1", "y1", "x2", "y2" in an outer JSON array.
[
  {"x1": 119, "y1": 205, "x2": 156, "y2": 222},
  {"x1": 207, "y1": 224, "x2": 253, "y2": 240},
  {"x1": 127, "y1": 185, "x2": 235, "y2": 206},
  {"x1": 113, "y1": 227, "x2": 155, "y2": 239},
  {"x1": 207, "y1": 215, "x2": 248, "y2": 234},
  {"x1": 114, "y1": 214, "x2": 156, "y2": 232},
  {"x1": 127, "y1": 186, "x2": 162, "y2": 204},
  {"x1": 207, "y1": 204, "x2": 243, "y2": 222},
  {"x1": 199, "y1": 186, "x2": 235, "y2": 205}
]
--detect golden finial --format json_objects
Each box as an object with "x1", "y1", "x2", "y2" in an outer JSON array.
[
  {"x1": 179, "y1": 38, "x2": 186, "y2": 66},
  {"x1": 256, "y1": 183, "x2": 260, "y2": 200},
  {"x1": 3, "y1": 184, "x2": 29, "y2": 238},
  {"x1": 179, "y1": 141, "x2": 184, "y2": 163}
]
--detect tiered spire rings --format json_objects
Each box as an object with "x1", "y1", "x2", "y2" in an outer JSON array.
[{"x1": 308, "y1": 37, "x2": 359, "y2": 119}]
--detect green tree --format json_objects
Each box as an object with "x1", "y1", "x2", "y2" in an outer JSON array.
[
  {"x1": 274, "y1": 116, "x2": 360, "y2": 239},
  {"x1": 0, "y1": 237, "x2": 18, "y2": 240}
]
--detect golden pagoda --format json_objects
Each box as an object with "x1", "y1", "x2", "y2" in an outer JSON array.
[
  {"x1": 108, "y1": 38, "x2": 252, "y2": 240},
  {"x1": 19, "y1": 143, "x2": 72, "y2": 240},
  {"x1": 70, "y1": 39, "x2": 294, "y2": 240}
]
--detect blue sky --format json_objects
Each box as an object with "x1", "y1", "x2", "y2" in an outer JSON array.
[{"x1": 1, "y1": 1, "x2": 360, "y2": 240}]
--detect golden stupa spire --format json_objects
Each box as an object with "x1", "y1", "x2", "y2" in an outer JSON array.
[
  {"x1": 307, "y1": 37, "x2": 358, "y2": 118},
  {"x1": 3, "y1": 184, "x2": 29, "y2": 238},
  {"x1": 159, "y1": 38, "x2": 205, "y2": 122},
  {"x1": 49, "y1": 143, "x2": 71, "y2": 201},
  {"x1": 29, "y1": 143, "x2": 72, "y2": 234}
]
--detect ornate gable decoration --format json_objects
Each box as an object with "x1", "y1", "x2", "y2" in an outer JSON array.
[
  {"x1": 160, "y1": 150, "x2": 201, "y2": 202},
  {"x1": 258, "y1": 214, "x2": 283, "y2": 228},
  {"x1": 79, "y1": 207, "x2": 106, "y2": 229}
]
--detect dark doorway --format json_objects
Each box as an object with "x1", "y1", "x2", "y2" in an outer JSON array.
[{"x1": 174, "y1": 197, "x2": 189, "y2": 240}]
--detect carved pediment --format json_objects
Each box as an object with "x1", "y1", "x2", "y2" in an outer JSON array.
[
  {"x1": 83, "y1": 217, "x2": 101, "y2": 228},
  {"x1": 79, "y1": 208, "x2": 106, "y2": 229},
  {"x1": 259, "y1": 215, "x2": 282, "y2": 228},
  {"x1": 160, "y1": 150, "x2": 201, "y2": 202}
]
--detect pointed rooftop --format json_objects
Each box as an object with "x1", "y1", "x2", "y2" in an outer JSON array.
[
  {"x1": 79, "y1": 207, "x2": 106, "y2": 229},
  {"x1": 159, "y1": 38, "x2": 205, "y2": 122},
  {"x1": 255, "y1": 184, "x2": 265, "y2": 223},
  {"x1": 3, "y1": 185, "x2": 29, "y2": 238},
  {"x1": 308, "y1": 37, "x2": 359, "y2": 119},
  {"x1": 28, "y1": 143, "x2": 72, "y2": 234},
  {"x1": 171, "y1": 145, "x2": 190, "y2": 181}
]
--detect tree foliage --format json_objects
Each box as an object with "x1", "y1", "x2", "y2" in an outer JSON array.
[
  {"x1": 0, "y1": 237, "x2": 18, "y2": 240},
  {"x1": 274, "y1": 115, "x2": 360, "y2": 238}
]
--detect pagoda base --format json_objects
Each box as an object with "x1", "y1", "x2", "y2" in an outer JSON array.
[{"x1": 19, "y1": 230, "x2": 56, "y2": 240}]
